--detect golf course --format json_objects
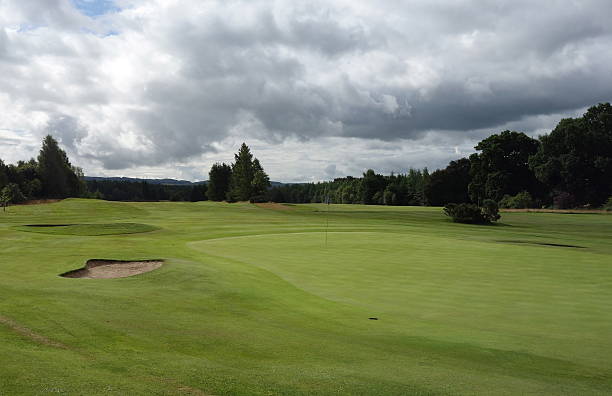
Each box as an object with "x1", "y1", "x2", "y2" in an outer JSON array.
[{"x1": 1, "y1": 199, "x2": 612, "y2": 395}]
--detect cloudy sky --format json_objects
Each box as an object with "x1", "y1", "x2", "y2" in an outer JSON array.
[{"x1": 1, "y1": 0, "x2": 611, "y2": 182}]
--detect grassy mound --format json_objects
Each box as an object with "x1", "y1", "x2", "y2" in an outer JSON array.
[{"x1": 14, "y1": 222, "x2": 159, "y2": 236}]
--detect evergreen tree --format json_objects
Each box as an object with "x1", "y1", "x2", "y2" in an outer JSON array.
[
  {"x1": 228, "y1": 143, "x2": 255, "y2": 201},
  {"x1": 251, "y1": 158, "x2": 270, "y2": 202},
  {"x1": 361, "y1": 169, "x2": 385, "y2": 204},
  {"x1": 207, "y1": 163, "x2": 232, "y2": 201},
  {"x1": 0, "y1": 159, "x2": 7, "y2": 191},
  {"x1": 190, "y1": 185, "x2": 207, "y2": 202},
  {"x1": 37, "y1": 135, "x2": 82, "y2": 198}
]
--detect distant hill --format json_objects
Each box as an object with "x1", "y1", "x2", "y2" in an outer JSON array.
[
  {"x1": 84, "y1": 176, "x2": 286, "y2": 186},
  {"x1": 84, "y1": 176, "x2": 205, "y2": 185}
]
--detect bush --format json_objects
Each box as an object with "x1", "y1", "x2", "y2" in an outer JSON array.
[
  {"x1": 604, "y1": 197, "x2": 612, "y2": 211},
  {"x1": 249, "y1": 194, "x2": 267, "y2": 203},
  {"x1": 1, "y1": 183, "x2": 26, "y2": 210},
  {"x1": 499, "y1": 191, "x2": 534, "y2": 209},
  {"x1": 444, "y1": 201, "x2": 500, "y2": 224},
  {"x1": 553, "y1": 191, "x2": 576, "y2": 209},
  {"x1": 481, "y1": 199, "x2": 501, "y2": 222}
]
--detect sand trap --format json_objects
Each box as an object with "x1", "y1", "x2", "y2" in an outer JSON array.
[{"x1": 60, "y1": 259, "x2": 164, "y2": 279}]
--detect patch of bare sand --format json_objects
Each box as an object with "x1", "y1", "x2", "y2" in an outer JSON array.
[
  {"x1": 0, "y1": 314, "x2": 68, "y2": 349},
  {"x1": 254, "y1": 202, "x2": 293, "y2": 211},
  {"x1": 61, "y1": 259, "x2": 163, "y2": 279}
]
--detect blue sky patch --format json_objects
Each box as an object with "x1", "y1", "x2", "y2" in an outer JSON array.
[{"x1": 72, "y1": 0, "x2": 119, "y2": 17}]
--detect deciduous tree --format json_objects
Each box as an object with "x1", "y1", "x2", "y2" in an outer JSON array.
[{"x1": 530, "y1": 103, "x2": 612, "y2": 206}]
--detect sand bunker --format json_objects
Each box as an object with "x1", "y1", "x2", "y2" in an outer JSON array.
[{"x1": 60, "y1": 259, "x2": 164, "y2": 279}]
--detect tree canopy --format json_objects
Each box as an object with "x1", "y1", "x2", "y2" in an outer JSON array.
[
  {"x1": 468, "y1": 130, "x2": 541, "y2": 204},
  {"x1": 38, "y1": 135, "x2": 83, "y2": 198},
  {"x1": 530, "y1": 103, "x2": 612, "y2": 206},
  {"x1": 207, "y1": 163, "x2": 232, "y2": 201},
  {"x1": 225, "y1": 143, "x2": 270, "y2": 202}
]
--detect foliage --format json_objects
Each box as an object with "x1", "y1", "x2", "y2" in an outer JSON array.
[
  {"x1": 250, "y1": 158, "x2": 270, "y2": 202},
  {"x1": 444, "y1": 203, "x2": 486, "y2": 224},
  {"x1": 444, "y1": 201, "x2": 500, "y2": 224},
  {"x1": 189, "y1": 185, "x2": 207, "y2": 202},
  {"x1": 481, "y1": 199, "x2": 501, "y2": 222},
  {"x1": 425, "y1": 158, "x2": 471, "y2": 206},
  {"x1": 1, "y1": 183, "x2": 26, "y2": 210},
  {"x1": 468, "y1": 130, "x2": 541, "y2": 203},
  {"x1": 207, "y1": 163, "x2": 233, "y2": 201},
  {"x1": 37, "y1": 135, "x2": 84, "y2": 198},
  {"x1": 362, "y1": 169, "x2": 386, "y2": 204},
  {"x1": 216, "y1": 143, "x2": 270, "y2": 202},
  {"x1": 530, "y1": 103, "x2": 612, "y2": 206},
  {"x1": 552, "y1": 191, "x2": 576, "y2": 210},
  {"x1": 268, "y1": 169, "x2": 429, "y2": 205},
  {"x1": 499, "y1": 191, "x2": 535, "y2": 209},
  {"x1": 228, "y1": 143, "x2": 255, "y2": 201},
  {"x1": 604, "y1": 197, "x2": 612, "y2": 211},
  {"x1": 84, "y1": 179, "x2": 206, "y2": 202},
  {"x1": 0, "y1": 159, "x2": 8, "y2": 191}
]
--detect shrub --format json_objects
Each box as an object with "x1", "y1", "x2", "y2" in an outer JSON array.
[
  {"x1": 444, "y1": 201, "x2": 500, "y2": 224},
  {"x1": 1, "y1": 183, "x2": 26, "y2": 210},
  {"x1": 499, "y1": 191, "x2": 534, "y2": 209},
  {"x1": 604, "y1": 197, "x2": 612, "y2": 211},
  {"x1": 481, "y1": 199, "x2": 501, "y2": 222},
  {"x1": 553, "y1": 191, "x2": 576, "y2": 209},
  {"x1": 444, "y1": 203, "x2": 485, "y2": 224},
  {"x1": 249, "y1": 194, "x2": 267, "y2": 203}
]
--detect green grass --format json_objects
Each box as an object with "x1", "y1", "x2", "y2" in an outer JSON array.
[{"x1": 1, "y1": 199, "x2": 611, "y2": 395}]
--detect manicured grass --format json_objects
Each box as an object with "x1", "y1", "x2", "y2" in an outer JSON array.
[{"x1": 1, "y1": 199, "x2": 611, "y2": 395}]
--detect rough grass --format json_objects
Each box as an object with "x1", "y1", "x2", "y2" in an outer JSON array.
[{"x1": 1, "y1": 199, "x2": 611, "y2": 395}]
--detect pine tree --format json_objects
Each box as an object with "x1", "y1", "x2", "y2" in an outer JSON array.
[
  {"x1": 228, "y1": 143, "x2": 255, "y2": 201},
  {"x1": 37, "y1": 135, "x2": 82, "y2": 198},
  {"x1": 251, "y1": 158, "x2": 270, "y2": 202},
  {"x1": 0, "y1": 159, "x2": 8, "y2": 191}
]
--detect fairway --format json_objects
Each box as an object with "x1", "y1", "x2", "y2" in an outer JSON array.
[{"x1": 1, "y1": 199, "x2": 612, "y2": 395}]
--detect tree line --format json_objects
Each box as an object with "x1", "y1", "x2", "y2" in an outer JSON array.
[
  {"x1": 266, "y1": 169, "x2": 429, "y2": 205},
  {"x1": 85, "y1": 179, "x2": 207, "y2": 202},
  {"x1": 266, "y1": 103, "x2": 612, "y2": 209},
  {"x1": 2, "y1": 102, "x2": 611, "y2": 210},
  {"x1": 1, "y1": 135, "x2": 84, "y2": 208}
]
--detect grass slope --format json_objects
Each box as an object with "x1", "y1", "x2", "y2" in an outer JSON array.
[{"x1": 0, "y1": 199, "x2": 611, "y2": 395}]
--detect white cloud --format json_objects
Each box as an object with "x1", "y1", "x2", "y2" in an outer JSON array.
[{"x1": 1, "y1": 0, "x2": 611, "y2": 181}]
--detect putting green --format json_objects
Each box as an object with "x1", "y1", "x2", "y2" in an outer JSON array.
[{"x1": 192, "y1": 231, "x2": 612, "y2": 367}]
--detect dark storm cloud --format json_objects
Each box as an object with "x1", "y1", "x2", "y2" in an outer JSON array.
[{"x1": 1, "y1": 0, "x2": 612, "y2": 179}]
